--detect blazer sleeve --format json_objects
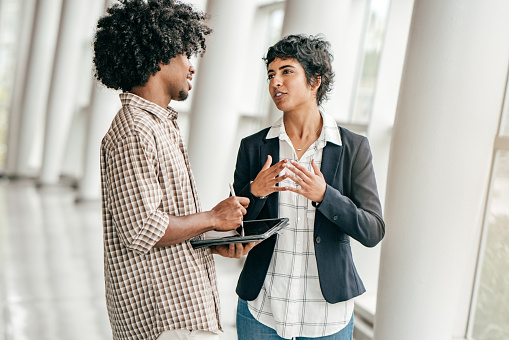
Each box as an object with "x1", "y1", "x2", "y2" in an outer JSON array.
[
  {"x1": 233, "y1": 138, "x2": 268, "y2": 221},
  {"x1": 316, "y1": 137, "x2": 385, "y2": 247}
]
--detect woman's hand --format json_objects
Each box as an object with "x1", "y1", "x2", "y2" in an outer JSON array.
[
  {"x1": 250, "y1": 155, "x2": 289, "y2": 198},
  {"x1": 285, "y1": 159, "x2": 326, "y2": 203}
]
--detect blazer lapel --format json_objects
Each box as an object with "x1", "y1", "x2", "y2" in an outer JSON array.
[
  {"x1": 321, "y1": 142, "x2": 342, "y2": 186},
  {"x1": 260, "y1": 136, "x2": 280, "y2": 218}
]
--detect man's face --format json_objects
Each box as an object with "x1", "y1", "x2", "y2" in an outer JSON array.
[{"x1": 160, "y1": 54, "x2": 195, "y2": 102}]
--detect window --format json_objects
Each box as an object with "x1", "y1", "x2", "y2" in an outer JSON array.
[
  {"x1": 0, "y1": 0, "x2": 22, "y2": 168},
  {"x1": 468, "y1": 72, "x2": 509, "y2": 339},
  {"x1": 350, "y1": 0, "x2": 391, "y2": 125}
]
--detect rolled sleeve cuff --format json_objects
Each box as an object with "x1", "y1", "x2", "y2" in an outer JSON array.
[{"x1": 127, "y1": 210, "x2": 169, "y2": 254}]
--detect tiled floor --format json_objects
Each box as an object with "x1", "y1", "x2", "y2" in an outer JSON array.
[{"x1": 0, "y1": 179, "x2": 243, "y2": 340}]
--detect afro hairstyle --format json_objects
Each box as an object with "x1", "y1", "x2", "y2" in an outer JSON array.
[
  {"x1": 264, "y1": 34, "x2": 334, "y2": 106},
  {"x1": 93, "y1": 0, "x2": 212, "y2": 92}
]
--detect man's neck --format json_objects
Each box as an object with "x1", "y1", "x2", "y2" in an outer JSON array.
[{"x1": 131, "y1": 84, "x2": 171, "y2": 109}]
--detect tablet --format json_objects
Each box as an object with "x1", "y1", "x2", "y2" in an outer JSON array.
[{"x1": 190, "y1": 217, "x2": 289, "y2": 249}]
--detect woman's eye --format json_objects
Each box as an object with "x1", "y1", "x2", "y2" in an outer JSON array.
[
  {"x1": 283, "y1": 69, "x2": 292, "y2": 74},
  {"x1": 267, "y1": 74, "x2": 274, "y2": 80}
]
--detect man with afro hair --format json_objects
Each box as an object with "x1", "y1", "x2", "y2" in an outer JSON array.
[{"x1": 94, "y1": 1, "x2": 256, "y2": 339}]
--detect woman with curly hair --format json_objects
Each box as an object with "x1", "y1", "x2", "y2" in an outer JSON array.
[
  {"x1": 93, "y1": 1, "x2": 256, "y2": 339},
  {"x1": 232, "y1": 34, "x2": 385, "y2": 340}
]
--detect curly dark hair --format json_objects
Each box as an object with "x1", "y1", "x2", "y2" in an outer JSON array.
[
  {"x1": 264, "y1": 34, "x2": 334, "y2": 106},
  {"x1": 93, "y1": 0, "x2": 212, "y2": 92}
]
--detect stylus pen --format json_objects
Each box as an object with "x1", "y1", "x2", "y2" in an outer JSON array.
[{"x1": 229, "y1": 183, "x2": 244, "y2": 237}]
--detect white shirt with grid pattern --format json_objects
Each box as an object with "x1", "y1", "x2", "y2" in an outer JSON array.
[
  {"x1": 101, "y1": 93, "x2": 221, "y2": 340},
  {"x1": 247, "y1": 112, "x2": 354, "y2": 339}
]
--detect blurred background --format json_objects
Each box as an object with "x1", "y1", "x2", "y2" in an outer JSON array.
[{"x1": 0, "y1": 0, "x2": 508, "y2": 339}]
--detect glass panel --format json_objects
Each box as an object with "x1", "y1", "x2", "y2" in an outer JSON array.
[
  {"x1": 350, "y1": 0, "x2": 391, "y2": 124},
  {"x1": 499, "y1": 76, "x2": 509, "y2": 137},
  {"x1": 471, "y1": 150, "x2": 509, "y2": 339},
  {"x1": 0, "y1": 1, "x2": 22, "y2": 168}
]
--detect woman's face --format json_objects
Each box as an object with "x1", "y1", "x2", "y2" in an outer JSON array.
[{"x1": 267, "y1": 57, "x2": 318, "y2": 113}]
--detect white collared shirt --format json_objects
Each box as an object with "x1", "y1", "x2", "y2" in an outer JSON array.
[{"x1": 247, "y1": 112, "x2": 354, "y2": 339}]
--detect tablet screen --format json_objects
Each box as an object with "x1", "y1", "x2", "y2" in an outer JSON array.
[
  {"x1": 237, "y1": 218, "x2": 287, "y2": 237},
  {"x1": 190, "y1": 218, "x2": 288, "y2": 249}
]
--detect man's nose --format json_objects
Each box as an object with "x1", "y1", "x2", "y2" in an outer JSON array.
[{"x1": 189, "y1": 63, "x2": 196, "y2": 75}]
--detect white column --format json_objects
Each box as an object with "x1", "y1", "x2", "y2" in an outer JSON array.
[
  {"x1": 187, "y1": 0, "x2": 256, "y2": 210},
  {"x1": 38, "y1": 0, "x2": 90, "y2": 185},
  {"x1": 14, "y1": 0, "x2": 63, "y2": 176},
  {"x1": 281, "y1": 0, "x2": 352, "y2": 121},
  {"x1": 4, "y1": 0, "x2": 37, "y2": 176},
  {"x1": 76, "y1": 83, "x2": 119, "y2": 201},
  {"x1": 60, "y1": 0, "x2": 107, "y2": 181},
  {"x1": 351, "y1": 0, "x2": 414, "y2": 313},
  {"x1": 338, "y1": 0, "x2": 371, "y2": 122},
  {"x1": 367, "y1": 0, "x2": 415, "y2": 211},
  {"x1": 75, "y1": 0, "x2": 125, "y2": 201},
  {"x1": 374, "y1": 1, "x2": 509, "y2": 339}
]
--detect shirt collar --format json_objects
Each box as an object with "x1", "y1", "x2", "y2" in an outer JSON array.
[
  {"x1": 266, "y1": 111, "x2": 342, "y2": 146},
  {"x1": 119, "y1": 92, "x2": 179, "y2": 121}
]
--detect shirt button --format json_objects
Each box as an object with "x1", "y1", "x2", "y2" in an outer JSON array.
[
  {"x1": 316, "y1": 236, "x2": 321, "y2": 243},
  {"x1": 297, "y1": 241, "x2": 301, "y2": 245},
  {"x1": 333, "y1": 215, "x2": 338, "y2": 221},
  {"x1": 297, "y1": 217, "x2": 301, "y2": 221}
]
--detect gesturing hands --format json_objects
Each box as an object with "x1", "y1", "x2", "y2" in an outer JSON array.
[
  {"x1": 285, "y1": 159, "x2": 326, "y2": 203},
  {"x1": 250, "y1": 156, "x2": 326, "y2": 203},
  {"x1": 250, "y1": 155, "x2": 289, "y2": 198}
]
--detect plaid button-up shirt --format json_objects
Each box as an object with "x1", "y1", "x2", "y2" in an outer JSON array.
[{"x1": 100, "y1": 93, "x2": 221, "y2": 340}]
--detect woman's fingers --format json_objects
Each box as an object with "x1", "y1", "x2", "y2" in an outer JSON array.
[
  {"x1": 262, "y1": 155, "x2": 272, "y2": 170},
  {"x1": 287, "y1": 161, "x2": 309, "y2": 183}
]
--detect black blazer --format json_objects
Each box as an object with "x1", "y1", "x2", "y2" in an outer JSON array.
[{"x1": 233, "y1": 126, "x2": 385, "y2": 303}]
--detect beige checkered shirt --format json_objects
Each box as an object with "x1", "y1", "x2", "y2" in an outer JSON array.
[{"x1": 100, "y1": 93, "x2": 221, "y2": 340}]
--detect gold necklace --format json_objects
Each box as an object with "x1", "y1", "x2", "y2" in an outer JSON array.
[{"x1": 295, "y1": 125, "x2": 321, "y2": 151}]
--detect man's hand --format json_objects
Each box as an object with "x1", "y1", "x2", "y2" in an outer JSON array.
[
  {"x1": 250, "y1": 155, "x2": 289, "y2": 198},
  {"x1": 211, "y1": 196, "x2": 249, "y2": 231},
  {"x1": 211, "y1": 242, "x2": 259, "y2": 259}
]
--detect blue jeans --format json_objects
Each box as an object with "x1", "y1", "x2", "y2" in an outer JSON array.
[{"x1": 236, "y1": 298, "x2": 354, "y2": 340}]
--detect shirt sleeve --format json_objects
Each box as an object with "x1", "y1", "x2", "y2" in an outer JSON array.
[{"x1": 104, "y1": 133, "x2": 169, "y2": 254}]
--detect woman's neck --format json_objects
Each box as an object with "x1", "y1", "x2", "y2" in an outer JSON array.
[{"x1": 283, "y1": 107, "x2": 322, "y2": 139}]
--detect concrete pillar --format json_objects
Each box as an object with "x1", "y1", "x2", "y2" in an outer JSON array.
[
  {"x1": 280, "y1": 0, "x2": 352, "y2": 121},
  {"x1": 187, "y1": 0, "x2": 256, "y2": 210},
  {"x1": 76, "y1": 82, "x2": 119, "y2": 201},
  {"x1": 39, "y1": 0, "x2": 90, "y2": 185},
  {"x1": 373, "y1": 1, "x2": 509, "y2": 339},
  {"x1": 14, "y1": 0, "x2": 63, "y2": 176},
  {"x1": 4, "y1": 0, "x2": 37, "y2": 176}
]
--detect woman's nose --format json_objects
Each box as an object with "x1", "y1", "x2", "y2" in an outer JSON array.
[{"x1": 270, "y1": 76, "x2": 282, "y2": 87}]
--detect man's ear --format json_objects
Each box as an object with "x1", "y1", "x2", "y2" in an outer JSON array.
[{"x1": 311, "y1": 75, "x2": 322, "y2": 90}]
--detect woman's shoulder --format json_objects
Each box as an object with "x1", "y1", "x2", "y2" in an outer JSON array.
[
  {"x1": 241, "y1": 126, "x2": 272, "y2": 143},
  {"x1": 337, "y1": 125, "x2": 368, "y2": 146}
]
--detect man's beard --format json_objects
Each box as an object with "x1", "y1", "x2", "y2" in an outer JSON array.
[{"x1": 178, "y1": 90, "x2": 188, "y2": 101}]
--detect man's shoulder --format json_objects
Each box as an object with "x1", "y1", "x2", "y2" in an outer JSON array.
[{"x1": 102, "y1": 106, "x2": 160, "y2": 150}]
